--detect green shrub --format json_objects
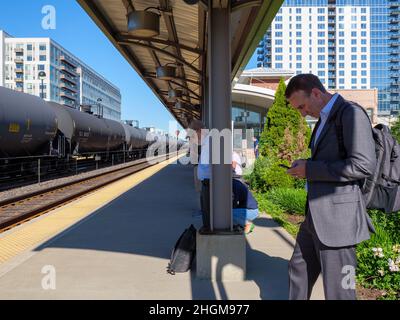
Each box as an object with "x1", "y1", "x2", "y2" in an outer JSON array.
[
  {"x1": 356, "y1": 211, "x2": 400, "y2": 299},
  {"x1": 266, "y1": 188, "x2": 307, "y2": 215},
  {"x1": 248, "y1": 156, "x2": 295, "y2": 193}
]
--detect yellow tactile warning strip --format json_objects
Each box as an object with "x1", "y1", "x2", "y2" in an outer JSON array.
[{"x1": 0, "y1": 155, "x2": 182, "y2": 265}]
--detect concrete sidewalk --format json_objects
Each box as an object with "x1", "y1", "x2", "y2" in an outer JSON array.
[{"x1": 0, "y1": 163, "x2": 324, "y2": 300}]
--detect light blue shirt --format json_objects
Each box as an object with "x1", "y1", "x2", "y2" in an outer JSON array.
[
  {"x1": 313, "y1": 93, "x2": 339, "y2": 147},
  {"x1": 197, "y1": 132, "x2": 211, "y2": 181}
]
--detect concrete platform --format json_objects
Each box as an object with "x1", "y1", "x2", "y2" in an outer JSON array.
[{"x1": 0, "y1": 161, "x2": 324, "y2": 300}]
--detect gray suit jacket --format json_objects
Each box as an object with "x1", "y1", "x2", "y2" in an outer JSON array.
[{"x1": 306, "y1": 95, "x2": 376, "y2": 248}]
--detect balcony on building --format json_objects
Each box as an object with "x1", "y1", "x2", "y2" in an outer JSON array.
[
  {"x1": 390, "y1": 25, "x2": 400, "y2": 32},
  {"x1": 14, "y1": 57, "x2": 24, "y2": 63},
  {"x1": 60, "y1": 65, "x2": 79, "y2": 77},
  {"x1": 60, "y1": 90, "x2": 77, "y2": 101},
  {"x1": 257, "y1": 49, "x2": 264, "y2": 55},
  {"x1": 391, "y1": 65, "x2": 400, "y2": 71},
  {"x1": 392, "y1": 81, "x2": 400, "y2": 87},
  {"x1": 390, "y1": 10, "x2": 400, "y2": 16},
  {"x1": 15, "y1": 67, "x2": 24, "y2": 74},
  {"x1": 390, "y1": 41, "x2": 400, "y2": 47},
  {"x1": 14, "y1": 47, "x2": 24, "y2": 54},
  {"x1": 390, "y1": 34, "x2": 400, "y2": 40},
  {"x1": 391, "y1": 49, "x2": 400, "y2": 55},
  {"x1": 390, "y1": 18, "x2": 400, "y2": 24},
  {"x1": 15, "y1": 78, "x2": 23, "y2": 83},
  {"x1": 60, "y1": 82, "x2": 78, "y2": 93},
  {"x1": 328, "y1": 19, "x2": 335, "y2": 24},
  {"x1": 391, "y1": 96, "x2": 400, "y2": 101},
  {"x1": 328, "y1": 34, "x2": 335, "y2": 40},
  {"x1": 390, "y1": 2, "x2": 400, "y2": 9},
  {"x1": 391, "y1": 57, "x2": 400, "y2": 63},
  {"x1": 60, "y1": 55, "x2": 78, "y2": 69},
  {"x1": 60, "y1": 73, "x2": 78, "y2": 85}
]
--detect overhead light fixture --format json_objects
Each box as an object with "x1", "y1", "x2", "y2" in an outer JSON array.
[
  {"x1": 127, "y1": 9, "x2": 160, "y2": 38},
  {"x1": 156, "y1": 64, "x2": 176, "y2": 80}
]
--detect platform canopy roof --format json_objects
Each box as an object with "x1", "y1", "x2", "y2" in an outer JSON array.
[{"x1": 77, "y1": 0, "x2": 283, "y2": 128}]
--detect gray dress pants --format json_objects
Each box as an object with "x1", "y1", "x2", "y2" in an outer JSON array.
[{"x1": 288, "y1": 211, "x2": 357, "y2": 300}]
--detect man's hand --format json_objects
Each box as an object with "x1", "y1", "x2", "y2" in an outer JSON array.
[{"x1": 287, "y1": 159, "x2": 307, "y2": 179}]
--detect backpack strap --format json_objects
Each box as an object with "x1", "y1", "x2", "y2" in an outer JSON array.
[{"x1": 332, "y1": 100, "x2": 373, "y2": 160}]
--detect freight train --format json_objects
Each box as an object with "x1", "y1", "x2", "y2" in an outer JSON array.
[{"x1": 0, "y1": 86, "x2": 183, "y2": 179}]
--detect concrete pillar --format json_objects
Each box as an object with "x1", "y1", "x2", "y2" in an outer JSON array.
[
  {"x1": 208, "y1": 2, "x2": 232, "y2": 232},
  {"x1": 196, "y1": 1, "x2": 246, "y2": 282}
]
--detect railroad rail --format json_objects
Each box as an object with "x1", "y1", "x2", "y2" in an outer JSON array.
[{"x1": 0, "y1": 152, "x2": 182, "y2": 233}]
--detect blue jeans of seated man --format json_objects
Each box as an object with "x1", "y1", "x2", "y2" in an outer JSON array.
[{"x1": 232, "y1": 208, "x2": 259, "y2": 226}]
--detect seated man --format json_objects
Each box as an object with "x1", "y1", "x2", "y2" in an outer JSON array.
[{"x1": 232, "y1": 178, "x2": 259, "y2": 234}]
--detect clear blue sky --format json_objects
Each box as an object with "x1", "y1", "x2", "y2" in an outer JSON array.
[{"x1": 0, "y1": 0, "x2": 258, "y2": 132}]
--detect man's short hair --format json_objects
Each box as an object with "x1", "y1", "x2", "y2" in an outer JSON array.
[
  {"x1": 188, "y1": 119, "x2": 205, "y2": 131},
  {"x1": 285, "y1": 73, "x2": 327, "y2": 99}
]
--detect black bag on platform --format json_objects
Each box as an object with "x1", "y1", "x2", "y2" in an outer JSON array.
[{"x1": 167, "y1": 224, "x2": 196, "y2": 275}]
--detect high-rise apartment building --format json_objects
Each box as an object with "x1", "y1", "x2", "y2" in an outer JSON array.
[
  {"x1": 257, "y1": 0, "x2": 400, "y2": 114},
  {"x1": 0, "y1": 30, "x2": 122, "y2": 120}
]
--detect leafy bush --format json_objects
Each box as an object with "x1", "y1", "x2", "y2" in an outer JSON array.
[
  {"x1": 248, "y1": 156, "x2": 295, "y2": 193},
  {"x1": 356, "y1": 211, "x2": 400, "y2": 299},
  {"x1": 266, "y1": 188, "x2": 307, "y2": 215}
]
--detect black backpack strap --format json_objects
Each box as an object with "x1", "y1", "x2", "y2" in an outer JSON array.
[{"x1": 332, "y1": 100, "x2": 372, "y2": 160}]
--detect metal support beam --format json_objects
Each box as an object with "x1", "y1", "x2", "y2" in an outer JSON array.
[{"x1": 208, "y1": 2, "x2": 232, "y2": 231}]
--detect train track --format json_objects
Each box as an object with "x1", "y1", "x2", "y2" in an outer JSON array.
[{"x1": 0, "y1": 153, "x2": 180, "y2": 233}]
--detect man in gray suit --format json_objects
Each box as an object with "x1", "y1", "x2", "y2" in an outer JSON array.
[{"x1": 285, "y1": 74, "x2": 376, "y2": 300}]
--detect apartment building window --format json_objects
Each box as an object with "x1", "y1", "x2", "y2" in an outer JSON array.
[
  {"x1": 339, "y1": 63, "x2": 345, "y2": 68},
  {"x1": 352, "y1": 71, "x2": 357, "y2": 76},
  {"x1": 361, "y1": 47, "x2": 367, "y2": 53},
  {"x1": 361, "y1": 63, "x2": 367, "y2": 68},
  {"x1": 339, "y1": 24, "x2": 344, "y2": 29},
  {"x1": 318, "y1": 24, "x2": 325, "y2": 30},
  {"x1": 318, "y1": 16, "x2": 325, "y2": 22},
  {"x1": 38, "y1": 64, "x2": 45, "y2": 71},
  {"x1": 275, "y1": 47, "x2": 283, "y2": 53},
  {"x1": 296, "y1": 63, "x2": 302, "y2": 69},
  {"x1": 318, "y1": 63, "x2": 325, "y2": 69},
  {"x1": 318, "y1": 71, "x2": 325, "y2": 77},
  {"x1": 39, "y1": 44, "x2": 46, "y2": 51},
  {"x1": 27, "y1": 56, "x2": 33, "y2": 61},
  {"x1": 296, "y1": 32, "x2": 302, "y2": 37},
  {"x1": 361, "y1": 24, "x2": 367, "y2": 29},
  {"x1": 296, "y1": 39, "x2": 302, "y2": 45},
  {"x1": 39, "y1": 55, "x2": 47, "y2": 61},
  {"x1": 296, "y1": 47, "x2": 302, "y2": 53},
  {"x1": 275, "y1": 32, "x2": 282, "y2": 37},
  {"x1": 339, "y1": 79, "x2": 345, "y2": 84},
  {"x1": 339, "y1": 39, "x2": 344, "y2": 45},
  {"x1": 27, "y1": 44, "x2": 33, "y2": 50},
  {"x1": 361, "y1": 70, "x2": 367, "y2": 76},
  {"x1": 351, "y1": 39, "x2": 357, "y2": 45},
  {"x1": 338, "y1": 8, "x2": 344, "y2": 14},
  {"x1": 361, "y1": 8, "x2": 366, "y2": 14},
  {"x1": 296, "y1": 24, "x2": 302, "y2": 29},
  {"x1": 352, "y1": 79, "x2": 357, "y2": 84},
  {"x1": 339, "y1": 55, "x2": 345, "y2": 61},
  {"x1": 296, "y1": 55, "x2": 302, "y2": 60},
  {"x1": 351, "y1": 16, "x2": 357, "y2": 22},
  {"x1": 318, "y1": 47, "x2": 325, "y2": 53},
  {"x1": 318, "y1": 32, "x2": 325, "y2": 37},
  {"x1": 276, "y1": 55, "x2": 283, "y2": 61},
  {"x1": 296, "y1": 8, "x2": 301, "y2": 14},
  {"x1": 318, "y1": 39, "x2": 325, "y2": 45},
  {"x1": 361, "y1": 39, "x2": 367, "y2": 45},
  {"x1": 339, "y1": 16, "x2": 344, "y2": 21},
  {"x1": 361, "y1": 31, "x2": 367, "y2": 37},
  {"x1": 352, "y1": 47, "x2": 357, "y2": 53},
  {"x1": 339, "y1": 71, "x2": 344, "y2": 76},
  {"x1": 318, "y1": 8, "x2": 325, "y2": 14},
  {"x1": 351, "y1": 55, "x2": 357, "y2": 61},
  {"x1": 276, "y1": 16, "x2": 282, "y2": 21},
  {"x1": 351, "y1": 31, "x2": 357, "y2": 37},
  {"x1": 275, "y1": 39, "x2": 283, "y2": 45},
  {"x1": 352, "y1": 63, "x2": 357, "y2": 68},
  {"x1": 296, "y1": 16, "x2": 301, "y2": 22},
  {"x1": 351, "y1": 24, "x2": 357, "y2": 29},
  {"x1": 339, "y1": 47, "x2": 344, "y2": 53},
  {"x1": 275, "y1": 24, "x2": 283, "y2": 29},
  {"x1": 361, "y1": 55, "x2": 367, "y2": 60},
  {"x1": 339, "y1": 32, "x2": 344, "y2": 37},
  {"x1": 361, "y1": 16, "x2": 367, "y2": 21},
  {"x1": 351, "y1": 8, "x2": 357, "y2": 14},
  {"x1": 361, "y1": 78, "x2": 367, "y2": 84},
  {"x1": 318, "y1": 55, "x2": 325, "y2": 61}
]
